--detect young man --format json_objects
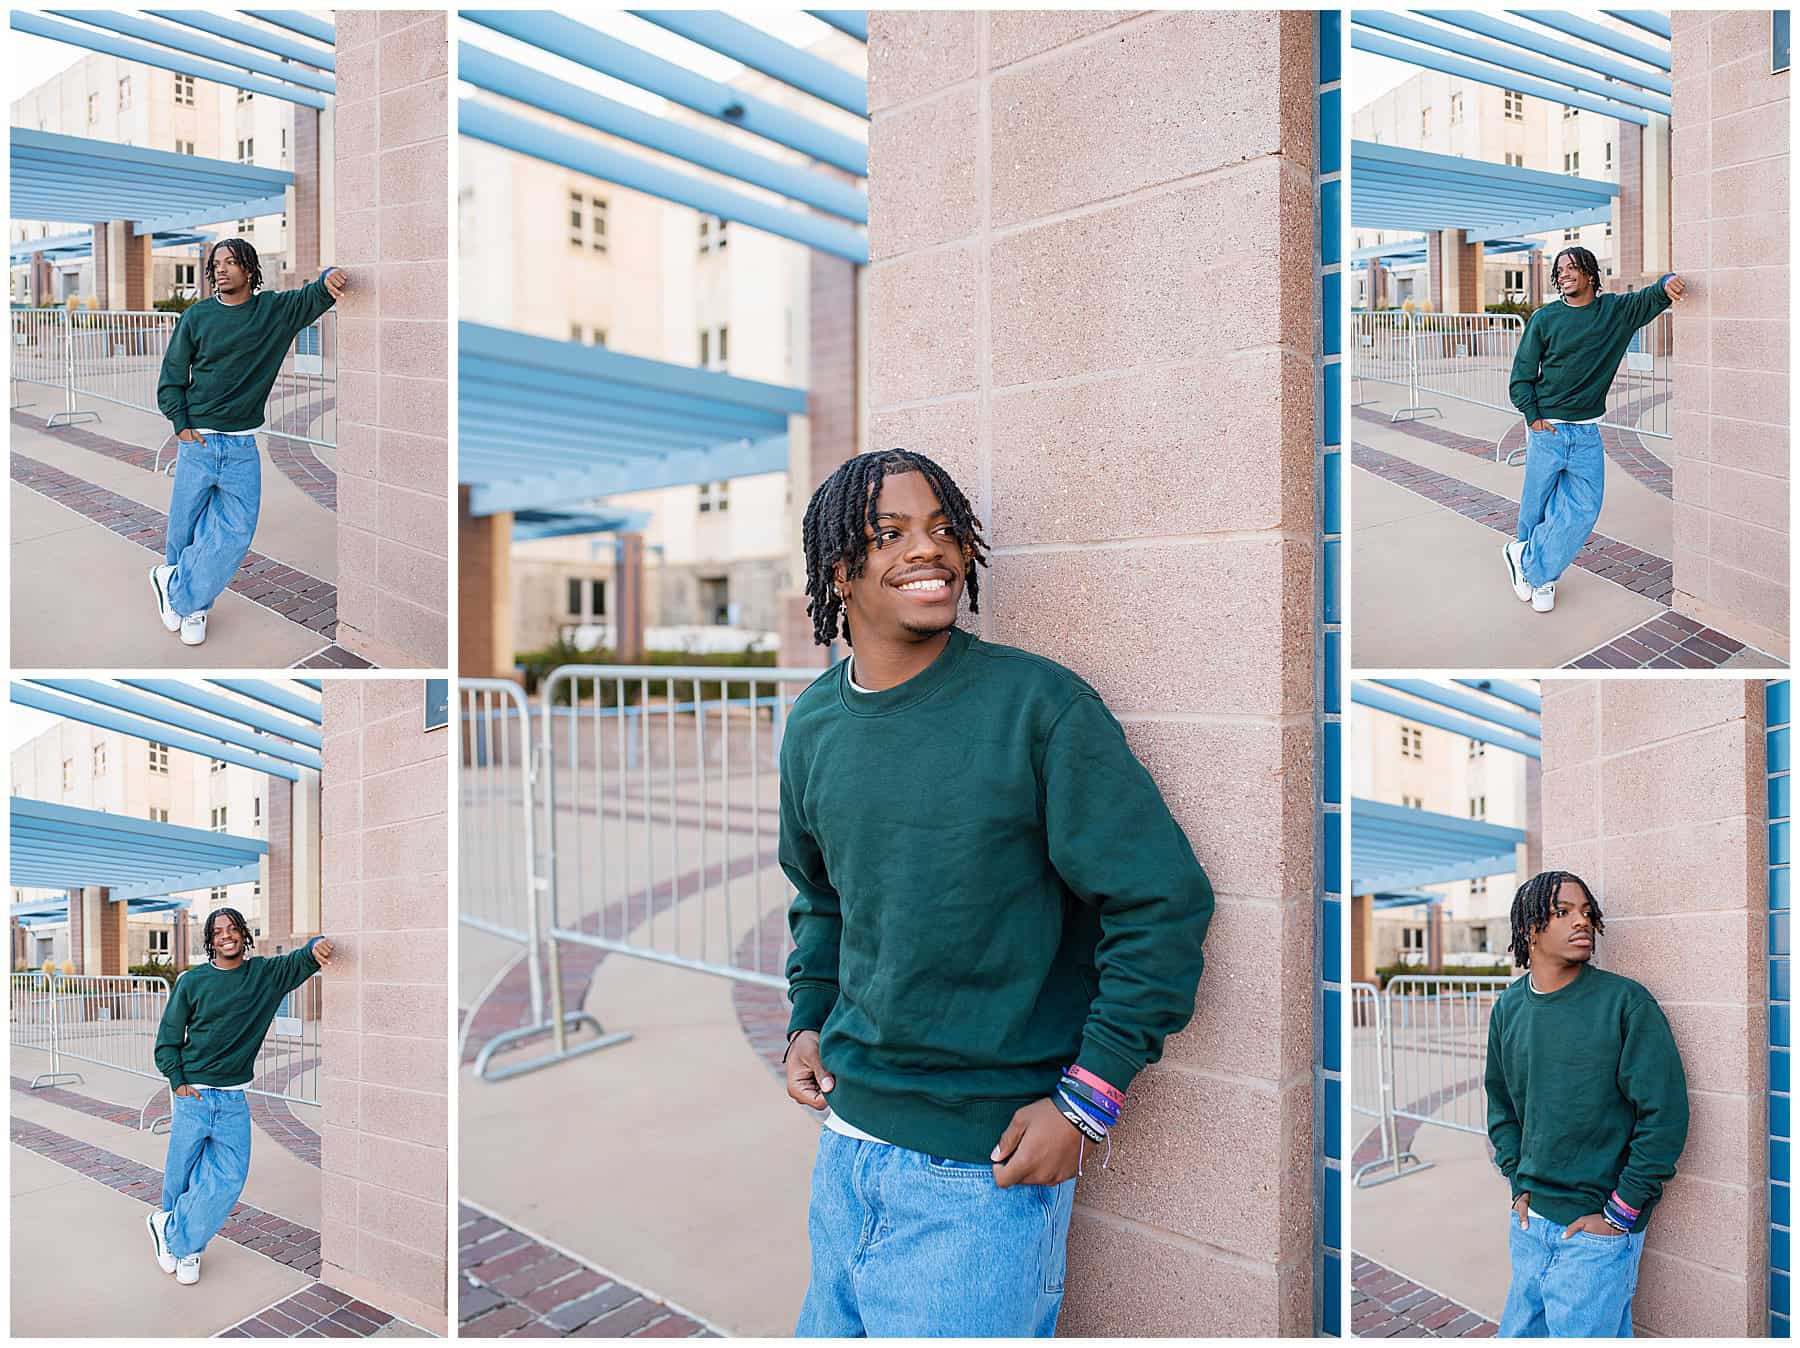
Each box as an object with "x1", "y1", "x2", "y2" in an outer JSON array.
[
  {"x1": 1485, "y1": 871, "x2": 1688, "y2": 1338},
  {"x1": 152, "y1": 238, "x2": 348, "y2": 646},
  {"x1": 1503, "y1": 248, "x2": 1686, "y2": 613},
  {"x1": 147, "y1": 908, "x2": 334, "y2": 1286},
  {"x1": 781, "y1": 449, "x2": 1214, "y2": 1337}
]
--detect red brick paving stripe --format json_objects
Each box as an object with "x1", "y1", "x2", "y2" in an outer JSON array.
[
  {"x1": 221, "y1": 1281, "x2": 405, "y2": 1339},
  {"x1": 1563, "y1": 611, "x2": 1771, "y2": 670},
  {"x1": 9, "y1": 1115, "x2": 322, "y2": 1278},
  {"x1": 1350, "y1": 1253, "x2": 1497, "y2": 1337},
  {"x1": 459, "y1": 1202, "x2": 717, "y2": 1338},
  {"x1": 296, "y1": 643, "x2": 375, "y2": 669},
  {"x1": 9, "y1": 450, "x2": 341, "y2": 640},
  {"x1": 1352, "y1": 440, "x2": 1674, "y2": 605}
]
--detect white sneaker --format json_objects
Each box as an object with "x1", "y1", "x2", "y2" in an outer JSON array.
[
  {"x1": 150, "y1": 565, "x2": 181, "y2": 633},
  {"x1": 1503, "y1": 540, "x2": 1532, "y2": 602},
  {"x1": 179, "y1": 611, "x2": 208, "y2": 646},
  {"x1": 1532, "y1": 583, "x2": 1556, "y2": 613},
  {"x1": 176, "y1": 1252, "x2": 200, "y2": 1285},
  {"x1": 147, "y1": 1208, "x2": 176, "y2": 1274}
]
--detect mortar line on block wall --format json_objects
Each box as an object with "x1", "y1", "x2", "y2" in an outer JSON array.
[
  {"x1": 1157, "y1": 1056, "x2": 1316, "y2": 1095},
  {"x1": 976, "y1": 7, "x2": 993, "y2": 644},
  {"x1": 1071, "y1": 1201, "x2": 1304, "y2": 1272},
  {"x1": 991, "y1": 529, "x2": 1314, "y2": 554},
  {"x1": 986, "y1": 10, "x2": 1169, "y2": 77},
  {"x1": 990, "y1": 150, "x2": 1297, "y2": 245},
  {"x1": 1114, "y1": 709, "x2": 1317, "y2": 730}
]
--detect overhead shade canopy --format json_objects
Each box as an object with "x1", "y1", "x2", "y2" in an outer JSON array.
[
  {"x1": 11, "y1": 228, "x2": 212, "y2": 265},
  {"x1": 1352, "y1": 799, "x2": 1527, "y2": 893},
  {"x1": 11, "y1": 128, "x2": 292, "y2": 231},
  {"x1": 11, "y1": 798, "x2": 267, "y2": 904},
  {"x1": 1352, "y1": 141, "x2": 1617, "y2": 239},
  {"x1": 513, "y1": 507, "x2": 655, "y2": 542},
  {"x1": 1352, "y1": 236, "x2": 1540, "y2": 268},
  {"x1": 458, "y1": 322, "x2": 804, "y2": 516}
]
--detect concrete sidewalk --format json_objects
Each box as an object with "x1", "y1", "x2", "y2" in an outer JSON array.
[{"x1": 11, "y1": 407, "x2": 338, "y2": 668}]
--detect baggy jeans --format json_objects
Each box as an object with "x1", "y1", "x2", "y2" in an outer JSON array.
[
  {"x1": 795, "y1": 1129, "x2": 1077, "y2": 1337},
  {"x1": 165, "y1": 432, "x2": 262, "y2": 616},
  {"x1": 160, "y1": 1087, "x2": 253, "y2": 1259},
  {"x1": 1516, "y1": 422, "x2": 1605, "y2": 589},
  {"x1": 1498, "y1": 1209, "x2": 1646, "y2": 1338}
]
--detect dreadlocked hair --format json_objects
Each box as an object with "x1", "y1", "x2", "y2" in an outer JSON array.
[
  {"x1": 1551, "y1": 245, "x2": 1602, "y2": 299},
  {"x1": 1508, "y1": 870, "x2": 1603, "y2": 970},
  {"x1": 801, "y1": 449, "x2": 988, "y2": 647},
  {"x1": 202, "y1": 906, "x2": 256, "y2": 961},
  {"x1": 208, "y1": 237, "x2": 264, "y2": 292}
]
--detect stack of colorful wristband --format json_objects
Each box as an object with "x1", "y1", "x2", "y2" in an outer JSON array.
[
  {"x1": 1053, "y1": 1065, "x2": 1124, "y2": 1174},
  {"x1": 1602, "y1": 1191, "x2": 1638, "y2": 1233}
]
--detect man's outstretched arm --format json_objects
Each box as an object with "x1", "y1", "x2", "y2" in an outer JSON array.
[
  {"x1": 271, "y1": 265, "x2": 348, "y2": 333},
  {"x1": 1618, "y1": 272, "x2": 1681, "y2": 330},
  {"x1": 270, "y1": 935, "x2": 333, "y2": 994}
]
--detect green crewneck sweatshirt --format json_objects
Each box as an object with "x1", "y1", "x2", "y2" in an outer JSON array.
[
  {"x1": 1484, "y1": 964, "x2": 1688, "y2": 1231},
  {"x1": 782, "y1": 627, "x2": 1214, "y2": 1163},
  {"x1": 156, "y1": 270, "x2": 340, "y2": 434},
  {"x1": 1508, "y1": 278, "x2": 1673, "y2": 424},
  {"x1": 153, "y1": 938, "x2": 323, "y2": 1088}
]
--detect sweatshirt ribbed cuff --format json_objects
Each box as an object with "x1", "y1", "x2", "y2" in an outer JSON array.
[
  {"x1": 1074, "y1": 1037, "x2": 1142, "y2": 1098},
  {"x1": 786, "y1": 983, "x2": 836, "y2": 1039}
]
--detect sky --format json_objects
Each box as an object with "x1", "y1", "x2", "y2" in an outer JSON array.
[
  {"x1": 1349, "y1": 50, "x2": 1421, "y2": 114},
  {"x1": 10, "y1": 707, "x2": 62, "y2": 752}
]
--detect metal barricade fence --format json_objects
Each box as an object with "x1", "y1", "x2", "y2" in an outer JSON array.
[
  {"x1": 538, "y1": 665, "x2": 825, "y2": 1002},
  {"x1": 10, "y1": 307, "x2": 101, "y2": 429},
  {"x1": 1604, "y1": 309, "x2": 1672, "y2": 440},
  {"x1": 459, "y1": 678, "x2": 620, "y2": 1082},
  {"x1": 9, "y1": 972, "x2": 76, "y2": 1087},
  {"x1": 253, "y1": 970, "x2": 323, "y2": 1108},
  {"x1": 1407, "y1": 312, "x2": 1524, "y2": 419},
  {"x1": 1351, "y1": 981, "x2": 1429, "y2": 1187}
]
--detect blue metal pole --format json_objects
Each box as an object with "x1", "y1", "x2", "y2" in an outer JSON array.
[
  {"x1": 116, "y1": 679, "x2": 325, "y2": 749},
  {"x1": 1452, "y1": 679, "x2": 1543, "y2": 713},
  {"x1": 458, "y1": 45, "x2": 866, "y2": 223},
  {"x1": 241, "y1": 9, "x2": 335, "y2": 46},
  {"x1": 458, "y1": 99, "x2": 869, "y2": 263},
  {"x1": 1506, "y1": 10, "x2": 1671, "y2": 72},
  {"x1": 8, "y1": 686, "x2": 303, "y2": 780},
  {"x1": 628, "y1": 11, "x2": 868, "y2": 117},
  {"x1": 1417, "y1": 10, "x2": 1671, "y2": 93},
  {"x1": 207, "y1": 679, "x2": 325, "y2": 726},
  {"x1": 806, "y1": 11, "x2": 868, "y2": 42},
  {"x1": 1349, "y1": 28, "x2": 1651, "y2": 125},
  {"x1": 44, "y1": 10, "x2": 336, "y2": 93},
  {"x1": 1368, "y1": 680, "x2": 1542, "y2": 740},
  {"x1": 1603, "y1": 11, "x2": 1673, "y2": 41},
  {"x1": 1352, "y1": 684, "x2": 1542, "y2": 759},
  {"x1": 460, "y1": 10, "x2": 867, "y2": 177},
  {"x1": 145, "y1": 9, "x2": 336, "y2": 69},
  {"x1": 27, "y1": 680, "x2": 323, "y2": 770}
]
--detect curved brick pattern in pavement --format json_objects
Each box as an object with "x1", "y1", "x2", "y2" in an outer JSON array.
[
  {"x1": 1355, "y1": 396, "x2": 1674, "y2": 499},
  {"x1": 730, "y1": 906, "x2": 798, "y2": 1084},
  {"x1": 1352, "y1": 442, "x2": 1674, "y2": 605},
  {"x1": 220, "y1": 1282, "x2": 399, "y2": 1338},
  {"x1": 10, "y1": 1115, "x2": 322, "y2": 1278},
  {"x1": 460, "y1": 1203, "x2": 717, "y2": 1338},
  {"x1": 1566, "y1": 609, "x2": 1767, "y2": 670},
  {"x1": 1352, "y1": 1254, "x2": 1498, "y2": 1338},
  {"x1": 11, "y1": 452, "x2": 341, "y2": 641}
]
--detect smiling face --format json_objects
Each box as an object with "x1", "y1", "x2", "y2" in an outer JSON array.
[
  {"x1": 1529, "y1": 878, "x2": 1598, "y2": 967},
  {"x1": 837, "y1": 470, "x2": 966, "y2": 646},
  {"x1": 1553, "y1": 250, "x2": 1595, "y2": 303},
  {"x1": 208, "y1": 911, "x2": 247, "y2": 963}
]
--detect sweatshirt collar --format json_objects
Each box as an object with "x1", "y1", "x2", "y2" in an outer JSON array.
[{"x1": 837, "y1": 626, "x2": 972, "y2": 717}]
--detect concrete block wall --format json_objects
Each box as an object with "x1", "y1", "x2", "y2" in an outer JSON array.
[
  {"x1": 1670, "y1": 11, "x2": 1790, "y2": 659},
  {"x1": 319, "y1": 681, "x2": 450, "y2": 1333},
  {"x1": 1769, "y1": 681, "x2": 1791, "y2": 1335},
  {"x1": 866, "y1": 10, "x2": 1318, "y2": 1334},
  {"x1": 1540, "y1": 678, "x2": 1768, "y2": 1336},
  {"x1": 332, "y1": 11, "x2": 449, "y2": 668}
]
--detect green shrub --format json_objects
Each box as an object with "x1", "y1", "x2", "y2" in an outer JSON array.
[
  {"x1": 131, "y1": 959, "x2": 176, "y2": 989},
  {"x1": 516, "y1": 643, "x2": 779, "y2": 705},
  {"x1": 1375, "y1": 961, "x2": 1517, "y2": 989},
  {"x1": 153, "y1": 295, "x2": 199, "y2": 313}
]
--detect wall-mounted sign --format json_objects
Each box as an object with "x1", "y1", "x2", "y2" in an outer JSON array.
[
  {"x1": 1777, "y1": 11, "x2": 1791, "y2": 74},
  {"x1": 424, "y1": 679, "x2": 449, "y2": 732}
]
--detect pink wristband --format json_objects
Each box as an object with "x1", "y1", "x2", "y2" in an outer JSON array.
[{"x1": 1066, "y1": 1064, "x2": 1126, "y2": 1107}]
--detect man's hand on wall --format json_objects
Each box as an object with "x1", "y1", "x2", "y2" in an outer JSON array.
[
  {"x1": 323, "y1": 268, "x2": 349, "y2": 299},
  {"x1": 1662, "y1": 273, "x2": 1687, "y2": 303},
  {"x1": 785, "y1": 1030, "x2": 833, "y2": 1109},
  {"x1": 990, "y1": 1098, "x2": 1082, "y2": 1187},
  {"x1": 313, "y1": 937, "x2": 335, "y2": 968}
]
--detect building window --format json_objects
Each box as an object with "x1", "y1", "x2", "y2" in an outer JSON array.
[
  {"x1": 1469, "y1": 737, "x2": 1487, "y2": 759},
  {"x1": 280, "y1": 127, "x2": 288, "y2": 165},
  {"x1": 1504, "y1": 151, "x2": 1524, "y2": 168},
  {"x1": 1471, "y1": 880, "x2": 1489, "y2": 900},
  {"x1": 1400, "y1": 724, "x2": 1424, "y2": 760},
  {"x1": 92, "y1": 744, "x2": 107, "y2": 776},
  {"x1": 1420, "y1": 106, "x2": 1431, "y2": 138},
  {"x1": 211, "y1": 806, "x2": 229, "y2": 832},
  {"x1": 1563, "y1": 103, "x2": 1578, "y2": 119},
  {"x1": 570, "y1": 323, "x2": 607, "y2": 348},
  {"x1": 1401, "y1": 927, "x2": 1425, "y2": 965},
  {"x1": 698, "y1": 480, "x2": 730, "y2": 514},
  {"x1": 1564, "y1": 227, "x2": 1579, "y2": 241},
  {"x1": 1604, "y1": 221, "x2": 1613, "y2": 238},
  {"x1": 1503, "y1": 89, "x2": 1523, "y2": 121},
  {"x1": 253, "y1": 796, "x2": 262, "y2": 830},
  {"x1": 237, "y1": 219, "x2": 254, "y2": 233},
  {"x1": 1563, "y1": 150, "x2": 1580, "y2": 175},
  {"x1": 173, "y1": 73, "x2": 195, "y2": 106},
  {"x1": 210, "y1": 887, "x2": 227, "y2": 904},
  {"x1": 87, "y1": 92, "x2": 98, "y2": 126},
  {"x1": 148, "y1": 929, "x2": 170, "y2": 957},
  {"x1": 148, "y1": 742, "x2": 169, "y2": 774},
  {"x1": 569, "y1": 191, "x2": 607, "y2": 251},
  {"x1": 210, "y1": 758, "x2": 226, "y2": 774},
  {"x1": 1604, "y1": 140, "x2": 1613, "y2": 171},
  {"x1": 237, "y1": 137, "x2": 254, "y2": 163},
  {"x1": 61, "y1": 759, "x2": 74, "y2": 791},
  {"x1": 1470, "y1": 920, "x2": 1488, "y2": 949},
  {"x1": 237, "y1": 87, "x2": 253, "y2": 104},
  {"x1": 1469, "y1": 795, "x2": 1487, "y2": 820},
  {"x1": 1401, "y1": 793, "x2": 1424, "y2": 809},
  {"x1": 174, "y1": 139, "x2": 194, "y2": 155},
  {"x1": 700, "y1": 326, "x2": 728, "y2": 371},
  {"x1": 118, "y1": 76, "x2": 132, "y2": 111},
  {"x1": 1449, "y1": 92, "x2": 1462, "y2": 125},
  {"x1": 148, "y1": 807, "x2": 169, "y2": 823},
  {"x1": 699, "y1": 215, "x2": 729, "y2": 253}
]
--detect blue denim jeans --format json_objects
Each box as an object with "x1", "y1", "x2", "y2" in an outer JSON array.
[
  {"x1": 1516, "y1": 422, "x2": 1605, "y2": 588},
  {"x1": 1499, "y1": 1209, "x2": 1646, "y2": 1338},
  {"x1": 795, "y1": 1129, "x2": 1077, "y2": 1337},
  {"x1": 160, "y1": 1088, "x2": 252, "y2": 1259},
  {"x1": 165, "y1": 433, "x2": 262, "y2": 616}
]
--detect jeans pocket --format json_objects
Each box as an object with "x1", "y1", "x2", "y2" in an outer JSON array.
[{"x1": 925, "y1": 1155, "x2": 993, "y2": 1180}]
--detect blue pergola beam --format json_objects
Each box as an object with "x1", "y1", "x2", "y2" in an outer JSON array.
[
  {"x1": 1352, "y1": 799, "x2": 1528, "y2": 894},
  {"x1": 466, "y1": 434, "x2": 789, "y2": 515},
  {"x1": 461, "y1": 10, "x2": 867, "y2": 177},
  {"x1": 207, "y1": 679, "x2": 324, "y2": 726},
  {"x1": 45, "y1": 11, "x2": 336, "y2": 94},
  {"x1": 11, "y1": 798, "x2": 267, "y2": 895},
  {"x1": 1508, "y1": 10, "x2": 1672, "y2": 72},
  {"x1": 1351, "y1": 141, "x2": 1616, "y2": 235},
  {"x1": 806, "y1": 11, "x2": 867, "y2": 42},
  {"x1": 146, "y1": 10, "x2": 336, "y2": 70},
  {"x1": 1350, "y1": 28, "x2": 1651, "y2": 125},
  {"x1": 118, "y1": 679, "x2": 324, "y2": 749},
  {"x1": 113, "y1": 863, "x2": 263, "y2": 903},
  {"x1": 459, "y1": 99, "x2": 867, "y2": 263},
  {"x1": 10, "y1": 685, "x2": 302, "y2": 780},
  {"x1": 513, "y1": 508, "x2": 655, "y2": 542},
  {"x1": 132, "y1": 194, "x2": 291, "y2": 234},
  {"x1": 1478, "y1": 205, "x2": 1618, "y2": 240},
  {"x1": 1359, "y1": 853, "x2": 1524, "y2": 892},
  {"x1": 1417, "y1": 11, "x2": 1672, "y2": 94},
  {"x1": 242, "y1": 10, "x2": 335, "y2": 46},
  {"x1": 10, "y1": 12, "x2": 327, "y2": 108},
  {"x1": 628, "y1": 11, "x2": 867, "y2": 117},
  {"x1": 1453, "y1": 680, "x2": 1543, "y2": 714},
  {"x1": 11, "y1": 129, "x2": 293, "y2": 229},
  {"x1": 459, "y1": 45, "x2": 866, "y2": 224},
  {"x1": 1353, "y1": 684, "x2": 1542, "y2": 759},
  {"x1": 9, "y1": 228, "x2": 212, "y2": 264},
  {"x1": 1604, "y1": 11, "x2": 1672, "y2": 41},
  {"x1": 1354, "y1": 12, "x2": 1670, "y2": 115},
  {"x1": 1368, "y1": 680, "x2": 1542, "y2": 741},
  {"x1": 29, "y1": 680, "x2": 323, "y2": 770}
]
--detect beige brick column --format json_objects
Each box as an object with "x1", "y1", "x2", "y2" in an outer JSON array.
[
  {"x1": 91, "y1": 225, "x2": 109, "y2": 306},
  {"x1": 98, "y1": 891, "x2": 127, "y2": 976},
  {"x1": 122, "y1": 226, "x2": 152, "y2": 310},
  {"x1": 867, "y1": 10, "x2": 1317, "y2": 1333},
  {"x1": 332, "y1": 11, "x2": 449, "y2": 667},
  {"x1": 457, "y1": 488, "x2": 513, "y2": 680},
  {"x1": 1425, "y1": 231, "x2": 1443, "y2": 310},
  {"x1": 1618, "y1": 121, "x2": 1647, "y2": 282},
  {"x1": 267, "y1": 776, "x2": 295, "y2": 943},
  {"x1": 1669, "y1": 11, "x2": 1789, "y2": 658},
  {"x1": 1540, "y1": 679, "x2": 1766, "y2": 1336},
  {"x1": 319, "y1": 681, "x2": 450, "y2": 1332}
]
